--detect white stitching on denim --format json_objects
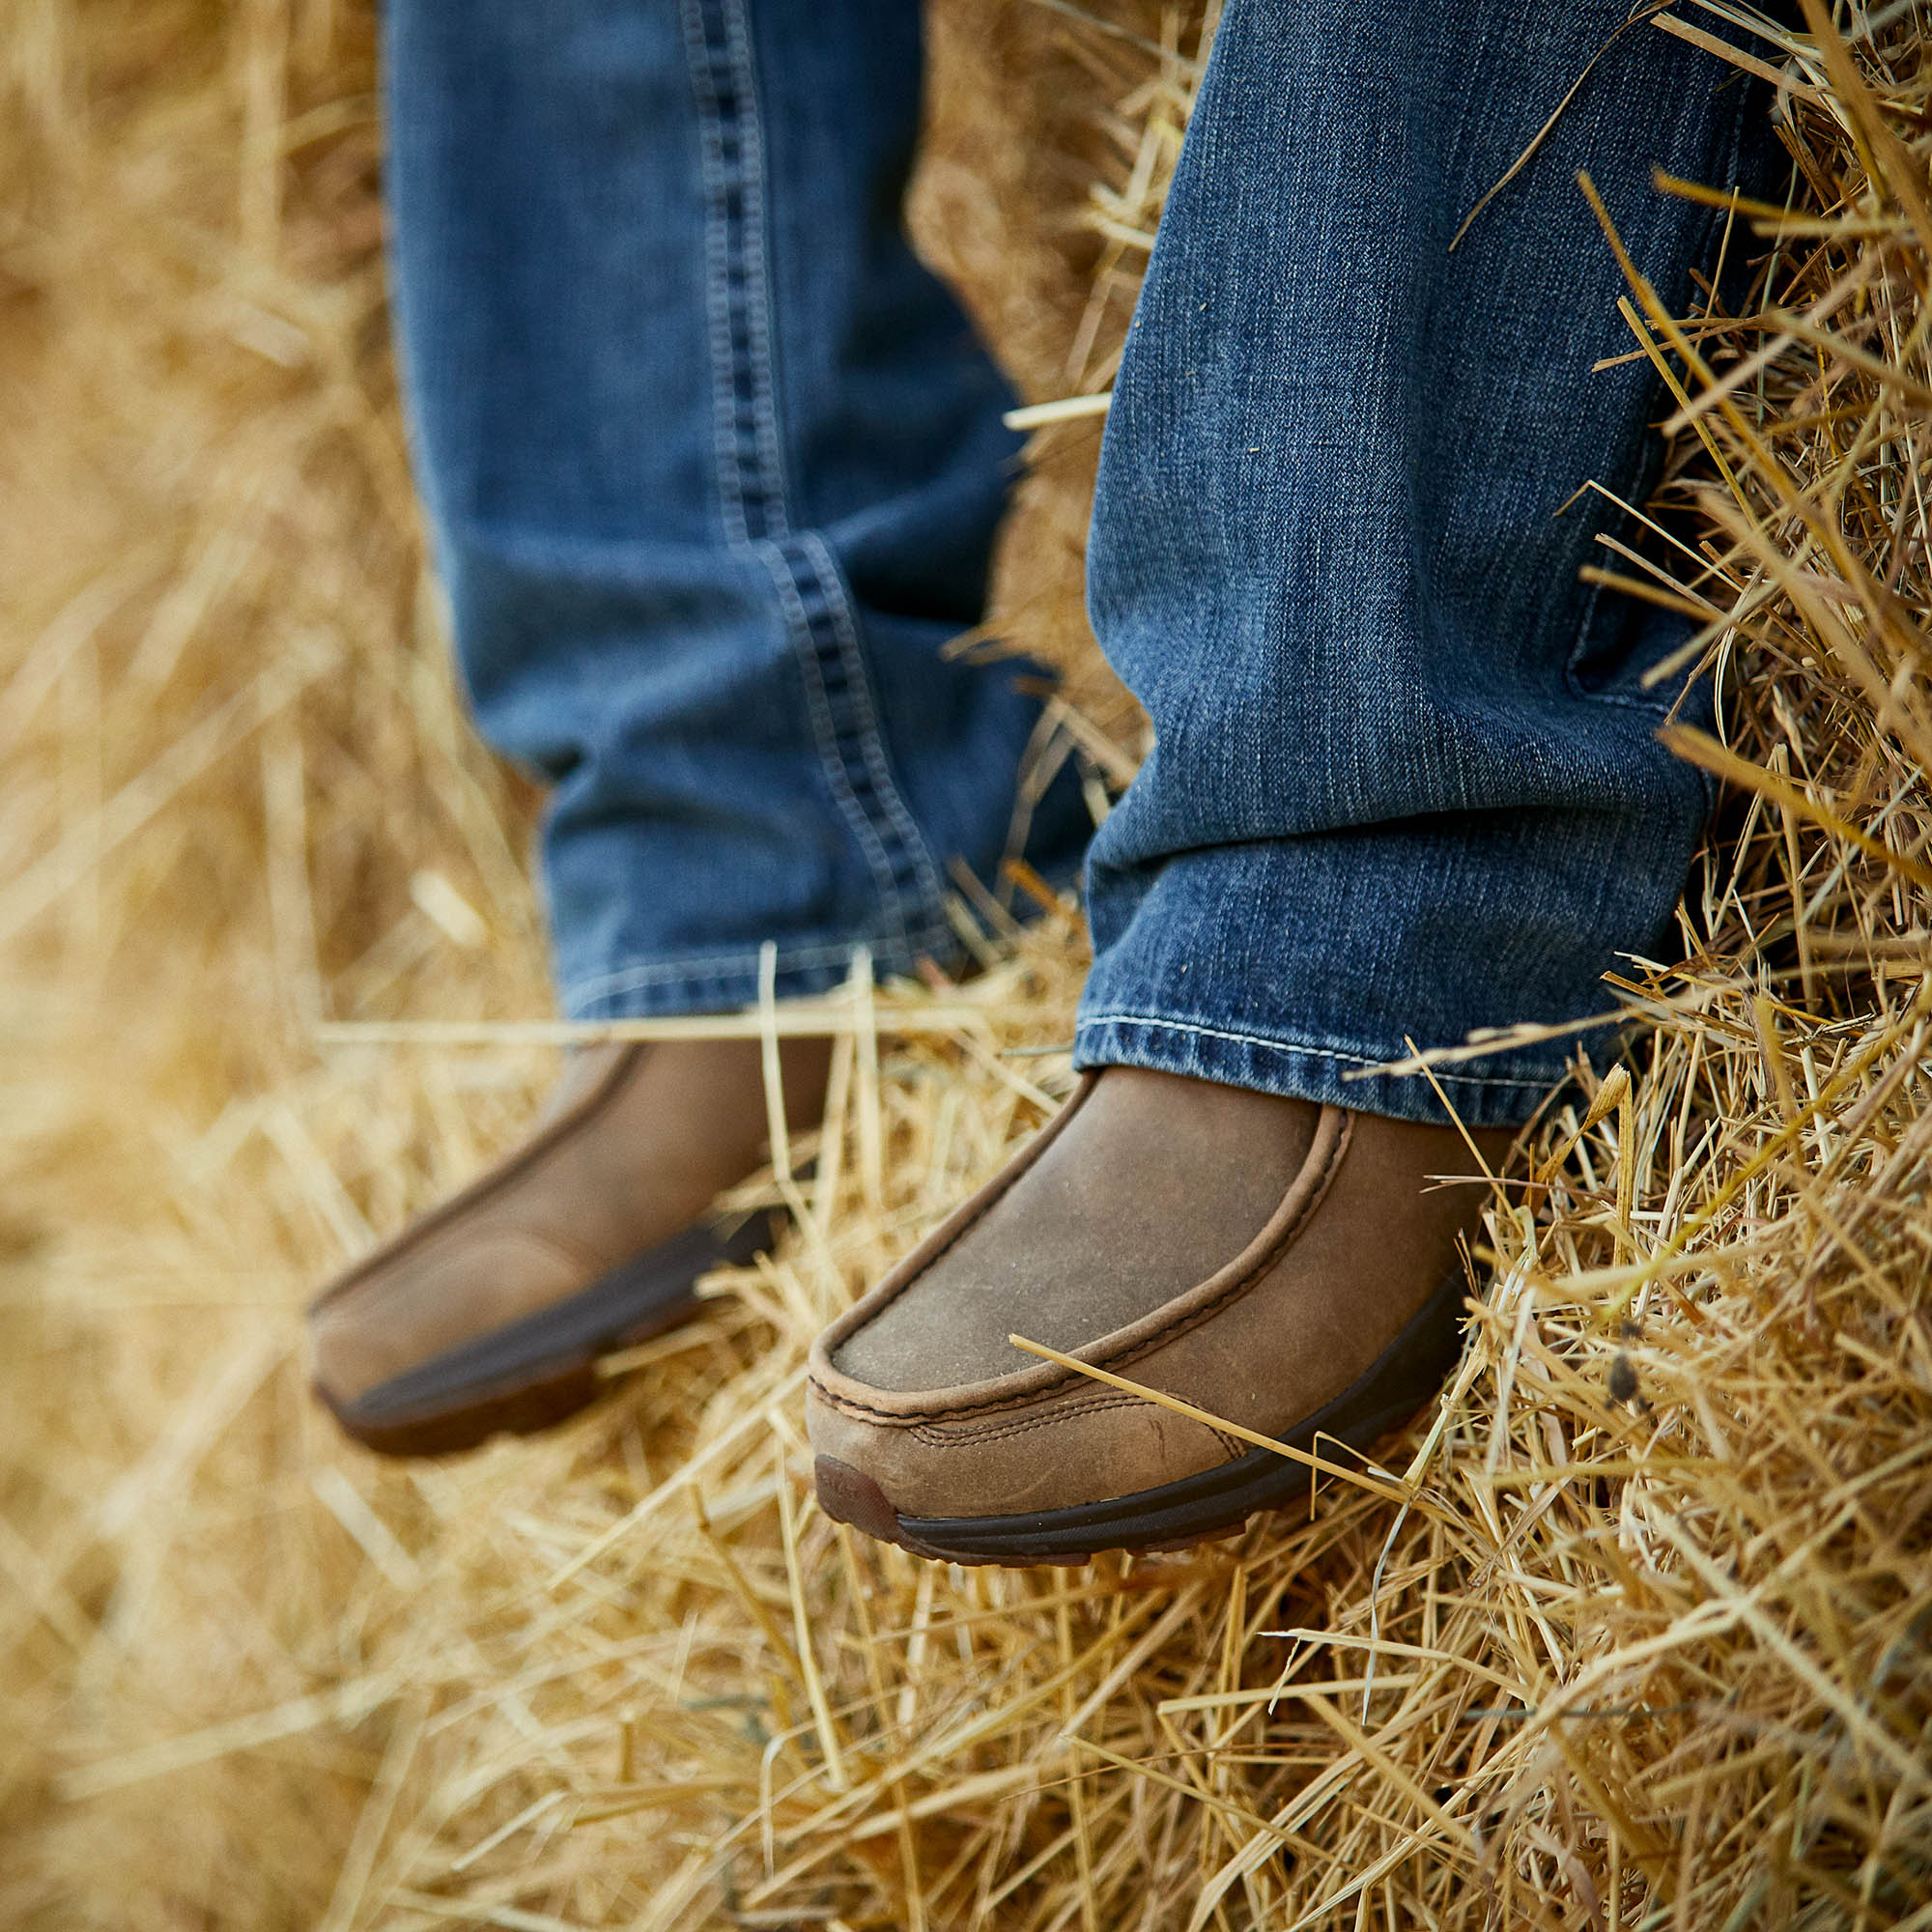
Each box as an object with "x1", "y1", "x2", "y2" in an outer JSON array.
[
  {"x1": 754, "y1": 538, "x2": 914, "y2": 947},
  {"x1": 568, "y1": 916, "x2": 954, "y2": 1005},
  {"x1": 571, "y1": 940, "x2": 882, "y2": 996},
  {"x1": 1076, "y1": 1013, "x2": 1554, "y2": 1092},
  {"x1": 565, "y1": 920, "x2": 952, "y2": 1009},
  {"x1": 680, "y1": 0, "x2": 751, "y2": 548},
  {"x1": 722, "y1": 0, "x2": 792, "y2": 533},
  {"x1": 804, "y1": 528, "x2": 948, "y2": 915},
  {"x1": 679, "y1": 0, "x2": 945, "y2": 952}
]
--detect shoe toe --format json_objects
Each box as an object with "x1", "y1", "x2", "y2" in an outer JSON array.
[
  {"x1": 805, "y1": 1354, "x2": 1232, "y2": 1528},
  {"x1": 308, "y1": 1230, "x2": 587, "y2": 1409}
]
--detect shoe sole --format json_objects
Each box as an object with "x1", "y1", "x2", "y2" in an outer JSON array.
[
  {"x1": 814, "y1": 1265, "x2": 1467, "y2": 1565},
  {"x1": 319, "y1": 1209, "x2": 781, "y2": 1458}
]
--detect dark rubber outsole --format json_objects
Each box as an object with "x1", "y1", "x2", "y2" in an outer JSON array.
[
  {"x1": 815, "y1": 1266, "x2": 1468, "y2": 1566},
  {"x1": 320, "y1": 1208, "x2": 781, "y2": 1458}
]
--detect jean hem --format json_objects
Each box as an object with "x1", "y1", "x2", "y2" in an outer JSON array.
[
  {"x1": 560, "y1": 920, "x2": 960, "y2": 1021},
  {"x1": 1072, "y1": 1010, "x2": 1578, "y2": 1128}
]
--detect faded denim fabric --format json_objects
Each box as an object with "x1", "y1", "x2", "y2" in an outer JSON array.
[
  {"x1": 1075, "y1": 0, "x2": 1782, "y2": 1124},
  {"x1": 384, "y1": 0, "x2": 1087, "y2": 1019},
  {"x1": 385, "y1": 0, "x2": 1780, "y2": 1124}
]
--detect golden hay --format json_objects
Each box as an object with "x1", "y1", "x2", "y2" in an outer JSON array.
[{"x1": 3, "y1": 1, "x2": 1929, "y2": 1926}]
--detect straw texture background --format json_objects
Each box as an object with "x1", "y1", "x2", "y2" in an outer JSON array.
[{"x1": 3, "y1": 2, "x2": 1929, "y2": 1926}]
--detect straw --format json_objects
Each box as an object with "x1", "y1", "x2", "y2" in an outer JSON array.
[{"x1": 5, "y1": 1, "x2": 1930, "y2": 1927}]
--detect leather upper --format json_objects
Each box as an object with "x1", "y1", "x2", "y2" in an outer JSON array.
[
  {"x1": 808, "y1": 1068, "x2": 1508, "y2": 1519},
  {"x1": 309, "y1": 1037, "x2": 830, "y2": 1406}
]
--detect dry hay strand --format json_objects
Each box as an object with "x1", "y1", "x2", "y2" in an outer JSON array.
[{"x1": 3, "y1": 0, "x2": 1930, "y2": 1928}]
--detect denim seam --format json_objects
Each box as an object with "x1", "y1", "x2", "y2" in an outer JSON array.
[
  {"x1": 565, "y1": 923, "x2": 953, "y2": 1007},
  {"x1": 722, "y1": 0, "x2": 792, "y2": 539},
  {"x1": 681, "y1": 0, "x2": 757, "y2": 548},
  {"x1": 680, "y1": 0, "x2": 946, "y2": 954},
  {"x1": 1077, "y1": 1012, "x2": 1555, "y2": 1093},
  {"x1": 805, "y1": 528, "x2": 949, "y2": 916},
  {"x1": 752, "y1": 538, "x2": 918, "y2": 947}
]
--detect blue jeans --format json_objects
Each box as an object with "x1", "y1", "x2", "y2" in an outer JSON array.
[{"x1": 385, "y1": 0, "x2": 1777, "y2": 1126}]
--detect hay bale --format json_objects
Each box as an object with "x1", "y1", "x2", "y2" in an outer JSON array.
[{"x1": 2, "y1": 2, "x2": 1927, "y2": 1926}]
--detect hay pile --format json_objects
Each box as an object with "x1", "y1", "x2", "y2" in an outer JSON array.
[{"x1": 3, "y1": 1, "x2": 1929, "y2": 1925}]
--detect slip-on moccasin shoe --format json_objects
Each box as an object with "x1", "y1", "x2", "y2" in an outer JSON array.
[
  {"x1": 808, "y1": 1067, "x2": 1509, "y2": 1565},
  {"x1": 310, "y1": 1036, "x2": 827, "y2": 1456}
]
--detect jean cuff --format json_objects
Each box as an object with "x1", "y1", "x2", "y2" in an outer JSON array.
[
  {"x1": 1072, "y1": 1010, "x2": 1576, "y2": 1128},
  {"x1": 559, "y1": 918, "x2": 960, "y2": 1021}
]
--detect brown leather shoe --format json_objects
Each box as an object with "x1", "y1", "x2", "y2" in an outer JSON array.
[
  {"x1": 310, "y1": 1036, "x2": 830, "y2": 1456},
  {"x1": 808, "y1": 1067, "x2": 1510, "y2": 1564}
]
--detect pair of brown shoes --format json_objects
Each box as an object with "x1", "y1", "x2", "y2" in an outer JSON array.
[{"x1": 310, "y1": 1047, "x2": 1505, "y2": 1562}]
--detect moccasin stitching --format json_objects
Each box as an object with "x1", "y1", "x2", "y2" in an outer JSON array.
[
  {"x1": 905, "y1": 1390, "x2": 1158, "y2": 1447},
  {"x1": 814, "y1": 1075, "x2": 1097, "y2": 1359},
  {"x1": 809, "y1": 1110, "x2": 1351, "y2": 1427},
  {"x1": 1094, "y1": 1113, "x2": 1352, "y2": 1379}
]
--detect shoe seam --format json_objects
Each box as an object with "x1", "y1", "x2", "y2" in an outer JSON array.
[
  {"x1": 815, "y1": 1075, "x2": 1100, "y2": 1368},
  {"x1": 809, "y1": 1109, "x2": 1350, "y2": 1427},
  {"x1": 1100, "y1": 1112, "x2": 1350, "y2": 1379},
  {"x1": 907, "y1": 1389, "x2": 1184, "y2": 1447}
]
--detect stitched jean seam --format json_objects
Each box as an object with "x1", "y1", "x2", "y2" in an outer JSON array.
[
  {"x1": 680, "y1": 0, "x2": 944, "y2": 951},
  {"x1": 753, "y1": 538, "x2": 923, "y2": 947},
  {"x1": 807, "y1": 528, "x2": 948, "y2": 916},
  {"x1": 681, "y1": 0, "x2": 762, "y2": 548},
  {"x1": 723, "y1": 0, "x2": 792, "y2": 537},
  {"x1": 564, "y1": 923, "x2": 953, "y2": 1009},
  {"x1": 1077, "y1": 1012, "x2": 1556, "y2": 1092}
]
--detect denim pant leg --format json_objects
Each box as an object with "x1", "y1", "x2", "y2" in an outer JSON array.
[
  {"x1": 384, "y1": 0, "x2": 1082, "y2": 1019},
  {"x1": 1076, "y1": 0, "x2": 1780, "y2": 1127}
]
